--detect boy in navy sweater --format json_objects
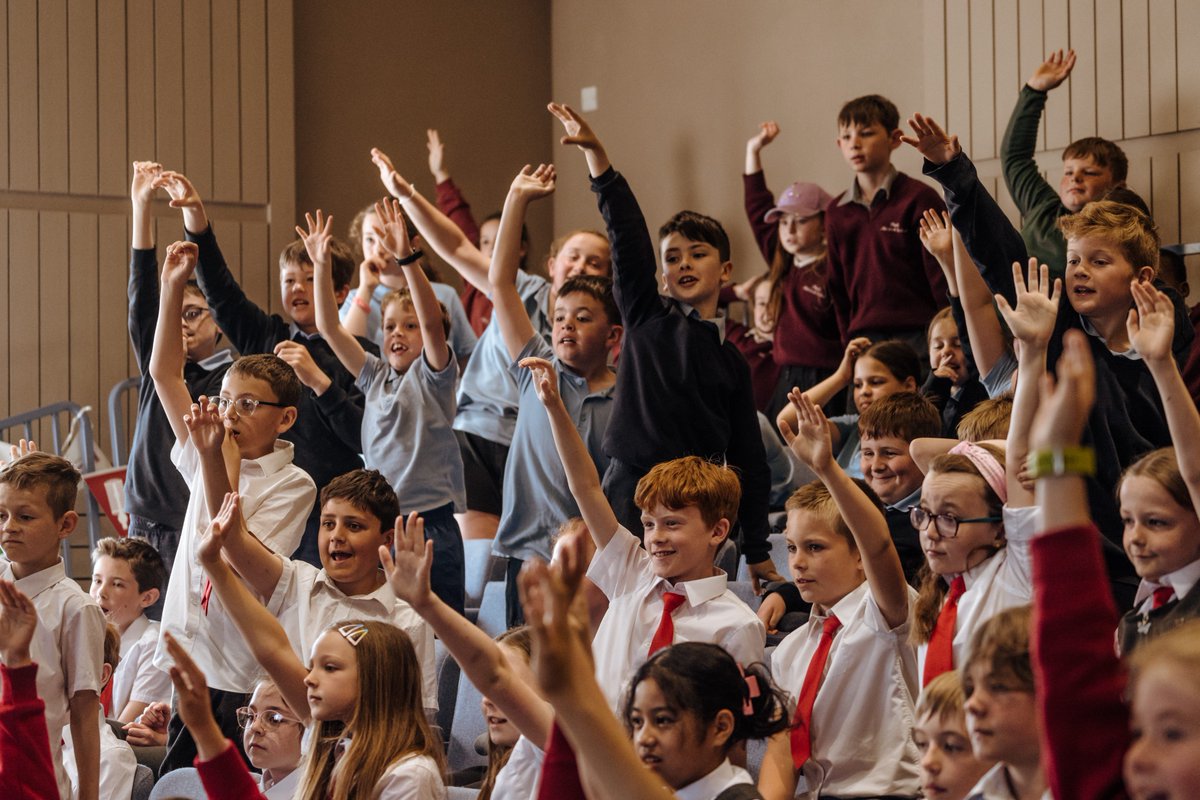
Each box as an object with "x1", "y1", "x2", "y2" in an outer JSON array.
[{"x1": 549, "y1": 103, "x2": 782, "y2": 588}]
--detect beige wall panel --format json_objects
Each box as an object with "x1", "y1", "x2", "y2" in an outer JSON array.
[
  {"x1": 9, "y1": 210, "x2": 40, "y2": 414},
  {"x1": 970, "y1": 0, "x2": 997, "y2": 160},
  {"x1": 96, "y1": 0, "x2": 127, "y2": 196},
  {"x1": 946, "y1": 0, "x2": 973, "y2": 155},
  {"x1": 210, "y1": 0, "x2": 241, "y2": 204},
  {"x1": 68, "y1": 213, "x2": 100, "y2": 440},
  {"x1": 68, "y1": 0, "x2": 99, "y2": 195},
  {"x1": 266, "y1": 0, "x2": 296, "y2": 280},
  {"x1": 242, "y1": 223, "x2": 272, "y2": 316},
  {"x1": 220, "y1": 223, "x2": 244, "y2": 288},
  {"x1": 1179, "y1": 2, "x2": 1200, "y2": 130},
  {"x1": 1121, "y1": 0, "x2": 1151, "y2": 140},
  {"x1": 1068, "y1": 0, "x2": 1097, "y2": 138},
  {"x1": 1150, "y1": 153, "x2": 1179, "y2": 245},
  {"x1": 38, "y1": 0, "x2": 69, "y2": 192},
  {"x1": 0, "y1": 1, "x2": 8, "y2": 189},
  {"x1": 996, "y1": 178, "x2": 1021, "y2": 227},
  {"x1": 993, "y1": 0, "x2": 1021, "y2": 147},
  {"x1": 38, "y1": 212, "x2": 70, "y2": 408},
  {"x1": 1042, "y1": 0, "x2": 1071, "y2": 148},
  {"x1": 923, "y1": 0, "x2": 947, "y2": 124},
  {"x1": 1147, "y1": 0, "x2": 1176, "y2": 134},
  {"x1": 239, "y1": 0, "x2": 268, "y2": 205},
  {"x1": 154, "y1": 0, "x2": 186, "y2": 173},
  {"x1": 1094, "y1": 0, "x2": 1124, "y2": 140},
  {"x1": 98, "y1": 214, "x2": 131, "y2": 455},
  {"x1": 1017, "y1": 0, "x2": 1044, "y2": 149},
  {"x1": 1178, "y1": 150, "x2": 1200, "y2": 244},
  {"x1": 126, "y1": 0, "x2": 156, "y2": 162},
  {"x1": 9, "y1": 0, "x2": 39, "y2": 191},
  {"x1": 183, "y1": 0, "x2": 214, "y2": 192},
  {"x1": 1126, "y1": 152, "x2": 1153, "y2": 220},
  {"x1": 0, "y1": 210, "x2": 8, "y2": 415}
]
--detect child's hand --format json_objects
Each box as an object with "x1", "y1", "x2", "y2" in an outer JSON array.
[
  {"x1": 548, "y1": 103, "x2": 603, "y2": 153},
  {"x1": 900, "y1": 113, "x2": 962, "y2": 165},
  {"x1": 198, "y1": 492, "x2": 241, "y2": 567},
  {"x1": 1027, "y1": 48, "x2": 1077, "y2": 92},
  {"x1": 273, "y1": 341, "x2": 331, "y2": 393},
  {"x1": 1127, "y1": 279, "x2": 1177, "y2": 365},
  {"x1": 122, "y1": 702, "x2": 170, "y2": 747},
  {"x1": 371, "y1": 198, "x2": 414, "y2": 261},
  {"x1": 918, "y1": 209, "x2": 954, "y2": 266},
  {"x1": 130, "y1": 161, "x2": 163, "y2": 209},
  {"x1": 378, "y1": 512, "x2": 435, "y2": 609},
  {"x1": 933, "y1": 350, "x2": 959, "y2": 381},
  {"x1": 757, "y1": 591, "x2": 786, "y2": 634},
  {"x1": 370, "y1": 148, "x2": 417, "y2": 201},
  {"x1": 995, "y1": 258, "x2": 1062, "y2": 349},
  {"x1": 0, "y1": 580, "x2": 38, "y2": 667},
  {"x1": 7, "y1": 439, "x2": 37, "y2": 462},
  {"x1": 152, "y1": 170, "x2": 203, "y2": 209},
  {"x1": 779, "y1": 390, "x2": 835, "y2": 472},
  {"x1": 426, "y1": 129, "x2": 449, "y2": 184},
  {"x1": 519, "y1": 357, "x2": 563, "y2": 409},
  {"x1": 747, "y1": 121, "x2": 780, "y2": 154},
  {"x1": 836, "y1": 336, "x2": 872, "y2": 380},
  {"x1": 161, "y1": 241, "x2": 200, "y2": 287},
  {"x1": 183, "y1": 396, "x2": 229, "y2": 458},
  {"x1": 519, "y1": 543, "x2": 590, "y2": 698},
  {"x1": 509, "y1": 163, "x2": 557, "y2": 204},
  {"x1": 294, "y1": 210, "x2": 333, "y2": 269},
  {"x1": 358, "y1": 256, "x2": 386, "y2": 293},
  {"x1": 1028, "y1": 329, "x2": 1096, "y2": 451}
]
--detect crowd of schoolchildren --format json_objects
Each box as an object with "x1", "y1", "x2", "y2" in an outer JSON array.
[{"x1": 1, "y1": 45, "x2": 1198, "y2": 800}]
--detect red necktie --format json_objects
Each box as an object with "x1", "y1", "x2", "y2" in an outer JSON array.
[
  {"x1": 790, "y1": 614, "x2": 842, "y2": 769},
  {"x1": 100, "y1": 680, "x2": 114, "y2": 717},
  {"x1": 923, "y1": 575, "x2": 966, "y2": 686},
  {"x1": 1152, "y1": 586, "x2": 1177, "y2": 610},
  {"x1": 200, "y1": 578, "x2": 213, "y2": 615},
  {"x1": 648, "y1": 592, "x2": 687, "y2": 656}
]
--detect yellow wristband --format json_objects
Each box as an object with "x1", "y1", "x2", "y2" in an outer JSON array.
[{"x1": 1026, "y1": 447, "x2": 1096, "y2": 480}]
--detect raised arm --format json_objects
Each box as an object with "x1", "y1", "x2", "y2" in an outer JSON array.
[
  {"x1": 997, "y1": 259, "x2": 1061, "y2": 507},
  {"x1": 0, "y1": 581, "x2": 59, "y2": 800},
  {"x1": 952, "y1": 226, "x2": 1008, "y2": 378},
  {"x1": 745, "y1": 120, "x2": 780, "y2": 176},
  {"x1": 491, "y1": 165, "x2": 555, "y2": 360},
  {"x1": 522, "y1": 357, "x2": 621, "y2": 549},
  {"x1": 381, "y1": 514, "x2": 553, "y2": 744},
  {"x1": 370, "y1": 147, "x2": 491, "y2": 293},
  {"x1": 182, "y1": 396, "x2": 241, "y2": 519},
  {"x1": 1002, "y1": 50, "x2": 1076, "y2": 216},
  {"x1": 128, "y1": 161, "x2": 164, "y2": 371},
  {"x1": 154, "y1": 169, "x2": 211, "y2": 239},
  {"x1": 775, "y1": 336, "x2": 869, "y2": 438},
  {"x1": 198, "y1": 494, "x2": 311, "y2": 723},
  {"x1": 783, "y1": 391, "x2": 909, "y2": 626},
  {"x1": 373, "y1": 198, "x2": 451, "y2": 371},
  {"x1": 148, "y1": 241, "x2": 201, "y2": 445},
  {"x1": 300, "y1": 210, "x2": 368, "y2": 378}
]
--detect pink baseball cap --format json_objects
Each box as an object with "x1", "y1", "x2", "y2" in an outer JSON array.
[{"x1": 764, "y1": 181, "x2": 834, "y2": 222}]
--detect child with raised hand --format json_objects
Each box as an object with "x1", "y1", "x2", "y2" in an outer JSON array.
[
  {"x1": 760, "y1": 391, "x2": 919, "y2": 799},
  {"x1": 742, "y1": 121, "x2": 842, "y2": 419},
  {"x1": 193, "y1": 493, "x2": 448, "y2": 799},
  {"x1": 0, "y1": 579, "x2": 60, "y2": 800},
  {"x1": 547, "y1": 102, "x2": 779, "y2": 589},
  {"x1": 301, "y1": 202, "x2": 467, "y2": 615},
  {"x1": 489, "y1": 163, "x2": 621, "y2": 626},
  {"x1": 912, "y1": 672, "x2": 995, "y2": 800},
  {"x1": 371, "y1": 146, "x2": 612, "y2": 545},
  {"x1": 379, "y1": 512, "x2": 551, "y2": 799}
]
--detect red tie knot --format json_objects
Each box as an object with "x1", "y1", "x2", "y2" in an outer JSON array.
[
  {"x1": 662, "y1": 592, "x2": 687, "y2": 615},
  {"x1": 946, "y1": 575, "x2": 966, "y2": 604},
  {"x1": 821, "y1": 614, "x2": 842, "y2": 637},
  {"x1": 1152, "y1": 586, "x2": 1176, "y2": 610}
]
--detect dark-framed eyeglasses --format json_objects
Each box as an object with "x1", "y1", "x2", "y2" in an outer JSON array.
[
  {"x1": 182, "y1": 307, "x2": 211, "y2": 324},
  {"x1": 909, "y1": 507, "x2": 1002, "y2": 539}
]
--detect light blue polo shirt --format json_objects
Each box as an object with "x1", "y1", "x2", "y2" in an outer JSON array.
[
  {"x1": 356, "y1": 350, "x2": 466, "y2": 514},
  {"x1": 493, "y1": 335, "x2": 615, "y2": 562},
  {"x1": 339, "y1": 281, "x2": 477, "y2": 362},
  {"x1": 830, "y1": 413, "x2": 864, "y2": 479},
  {"x1": 453, "y1": 271, "x2": 551, "y2": 446}
]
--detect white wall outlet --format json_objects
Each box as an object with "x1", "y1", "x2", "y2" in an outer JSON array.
[{"x1": 581, "y1": 86, "x2": 598, "y2": 112}]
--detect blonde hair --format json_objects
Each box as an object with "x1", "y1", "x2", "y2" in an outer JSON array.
[
  {"x1": 785, "y1": 478, "x2": 883, "y2": 550},
  {"x1": 916, "y1": 670, "x2": 967, "y2": 722},
  {"x1": 380, "y1": 288, "x2": 451, "y2": 339},
  {"x1": 961, "y1": 605, "x2": 1034, "y2": 694},
  {"x1": 297, "y1": 621, "x2": 444, "y2": 800},
  {"x1": 634, "y1": 456, "x2": 741, "y2": 528},
  {"x1": 0, "y1": 451, "x2": 80, "y2": 518},
  {"x1": 956, "y1": 396, "x2": 1013, "y2": 442},
  {"x1": 1117, "y1": 447, "x2": 1192, "y2": 512},
  {"x1": 1058, "y1": 199, "x2": 1160, "y2": 274}
]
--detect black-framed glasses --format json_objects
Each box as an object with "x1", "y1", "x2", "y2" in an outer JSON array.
[
  {"x1": 216, "y1": 396, "x2": 288, "y2": 417},
  {"x1": 235, "y1": 707, "x2": 302, "y2": 730},
  {"x1": 909, "y1": 507, "x2": 1002, "y2": 539},
  {"x1": 182, "y1": 307, "x2": 210, "y2": 324}
]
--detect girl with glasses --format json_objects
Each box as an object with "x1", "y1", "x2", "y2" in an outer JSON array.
[{"x1": 237, "y1": 680, "x2": 304, "y2": 799}]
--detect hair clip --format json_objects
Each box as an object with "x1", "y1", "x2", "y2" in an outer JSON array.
[
  {"x1": 337, "y1": 623, "x2": 369, "y2": 647},
  {"x1": 737, "y1": 662, "x2": 761, "y2": 715}
]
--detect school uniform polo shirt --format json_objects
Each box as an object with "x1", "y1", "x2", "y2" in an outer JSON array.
[
  {"x1": 915, "y1": 505, "x2": 1036, "y2": 680},
  {"x1": 267, "y1": 558, "x2": 438, "y2": 712},
  {"x1": 493, "y1": 335, "x2": 615, "y2": 562},
  {"x1": 0, "y1": 558, "x2": 105, "y2": 800},
  {"x1": 587, "y1": 526, "x2": 765, "y2": 711},
  {"x1": 454, "y1": 271, "x2": 551, "y2": 446},
  {"x1": 339, "y1": 280, "x2": 477, "y2": 362},
  {"x1": 771, "y1": 581, "x2": 920, "y2": 798},
  {"x1": 154, "y1": 439, "x2": 315, "y2": 693},
  {"x1": 112, "y1": 614, "x2": 170, "y2": 714}
]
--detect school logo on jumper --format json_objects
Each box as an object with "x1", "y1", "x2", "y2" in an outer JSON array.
[
  {"x1": 880, "y1": 221, "x2": 907, "y2": 234},
  {"x1": 803, "y1": 284, "x2": 827, "y2": 300}
]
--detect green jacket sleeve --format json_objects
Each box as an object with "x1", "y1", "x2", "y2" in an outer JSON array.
[{"x1": 1001, "y1": 85, "x2": 1062, "y2": 217}]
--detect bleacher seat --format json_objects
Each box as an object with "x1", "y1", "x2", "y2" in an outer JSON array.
[
  {"x1": 149, "y1": 767, "x2": 206, "y2": 800},
  {"x1": 476, "y1": 581, "x2": 507, "y2": 638},
  {"x1": 747, "y1": 736, "x2": 769, "y2": 781},
  {"x1": 447, "y1": 787, "x2": 480, "y2": 799},
  {"x1": 728, "y1": 581, "x2": 759, "y2": 610},
  {"x1": 447, "y1": 670, "x2": 489, "y2": 773},
  {"x1": 737, "y1": 532, "x2": 789, "y2": 581},
  {"x1": 435, "y1": 640, "x2": 462, "y2": 743},
  {"x1": 464, "y1": 539, "x2": 502, "y2": 610},
  {"x1": 131, "y1": 765, "x2": 154, "y2": 800}
]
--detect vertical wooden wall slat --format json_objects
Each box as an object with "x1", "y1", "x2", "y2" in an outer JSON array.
[
  {"x1": 266, "y1": 0, "x2": 296, "y2": 307},
  {"x1": 993, "y1": 0, "x2": 1021, "y2": 152},
  {"x1": 38, "y1": 0, "x2": 69, "y2": 192},
  {"x1": 0, "y1": 0, "x2": 10, "y2": 190},
  {"x1": 38, "y1": 212, "x2": 70, "y2": 410},
  {"x1": 67, "y1": 0, "x2": 98, "y2": 195},
  {"x1": 1120, "y1": 0, "x2": 1151, "y2": 139},
  {"x1": 1042, "y1": 0, "x2": 1071, "y2": 148},
  {"x1": 970, "y1": 0, "x2": 997, "y2": 160},
  {"x1": 1177, "y1": 150, "x2": 1200, "y2": 245},
  {"x1": 1094, "y1": 0, "x2": 1124, "y2": 140},
  {"x1": 1125, "y1": 153, "x2": 1153, "y2": 217},
  {"x1": 126, "y1": 0, "x2": 155, "y2": 162},
  {"x1": 210, "y1": 0, "x2": 241, "y2": 206},
  {"x1": 96, "y1": 0, "x2": 126, "y2": 196},
  {"x1": 1017, "y1": 0, "x2": 1045, "y2": 149},
  {"x1": 97, "y1": 214, "x2": 130, "y2": 456},
  {"x1": 239, "y1": 0, "x2": 269, "y2": 309},
  {"x1": 9, "y1": 0, "x2": 39, "y2": 191},
  {"x1": 1150, "y1": 154, "x2": 1179, "y2": 245},
  {"x1": 1177, "y1": 1, "x2": 1200, "y2": 131},
  {"x1": 183, "y1": 0, "x2": 213, "y2": 192},
  {"x1": 153, "y1": 0, "x2": 184, "y2": 173},
  {"x1": 945, "y1": 0, "x2": 972, "y2": 155},
  {"x1": 923, "y1": 0, "x2": 948, "y2": 127},
  {"x1": 10, "y1": 210, "x2": 41, "y2": 414},
  {"x1": 68, "y1": 213, "x2": 100, "y2": 446},
  {"x1": 0, "y1": 210, "x2": 8, "y2": 416},
  {"x1": 1147, "y1": 0, "x2": 1176, "y2": 134},
  {"x1": 1068, "y1": 0, "x2": 1098, "y2": 138},
  {"x1": 242, "y1": 222, "x2": 270, "y2": 315}
]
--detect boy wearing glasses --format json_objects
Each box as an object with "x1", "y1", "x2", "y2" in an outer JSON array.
[
  {"x1": 149, "y1": 240, "x2": 315, "y2": 774},
  {"x1": 126, "y1": 161, "x2": 232, "y2": 579}
]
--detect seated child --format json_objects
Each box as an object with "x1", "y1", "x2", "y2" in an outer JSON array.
[
  {"x1": 759, "y1": 391, "x2": 919, "y2": 799},
  {"x1": 724, "y1": 274, "x2": 781, "y2": 414},
  {"x1": 89, "y1": 536, "x2": 170, "y2": 722},
  {"x1": 149, "y1": 240, "x2": 315, "y2": 773},
  {"x1": 955, "y1": 396, "x2": 1013, "y2": 442},
  {"x1": 154, "y1": 170, "x2": 374, "y2": 565},
  {"x1": 204, "y1": 469, "x2": 437, "y2": 715},
  {"x1": 0, "y1": 452, "x2": 105, "y2": 800},
  {"x1": 1155, "y1": 247, "x2": 1200, "y2": 409},
  {"x1": 301, "y1": 202, "x2": 466, "y2": 614},
  {"x1": 547, "y1": 102, "x2": 779, "y2": 588},
  {"x1": 126, "y1": 161, "x2": 231, "y2": 578},
  {"x1": 238, "y1": 679, "x2": 304, "y2": 799},
  {"x1": 913, "y1": 672, "x2": 995, "y2": 800},
  {"x1": 488, "y1": 164, "x2": 621, "y2": 626},
  {"x1": 64, "y1": 624, "x2": 138, "y2": 800},
  {"x1": 921, "y1": 308, "x2": 990, "y2": 438}
]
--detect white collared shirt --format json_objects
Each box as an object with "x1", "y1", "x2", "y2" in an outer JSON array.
[
  {"x1": 113, "y1": 613, "x2": 171, "y2": 713},
  {"x1": 674, "y1": 758, "x2": 754, "y2": 800},
  {"x1": 64, "y1": 707, "x2": 138, "y2": 800},
  {"x1": 965, "y1": 763, "x2": 1051, "y2": 800},
  {"x1": 587, "y1": 526, "x2": 765, "y2": 711},
  {"x1": 917, "y1": 505, "x2": 1037, "y2": 679},
  {"x1": 267, "y1": 558, "x2": 438, "y2": 711},
  {"x1": 491, "y1": 735, "x2": 544, "y2": 800},
  {"x1": 771, "y1": 581, "x2": 921, "y2": 798},
  {"x1": 258, "y1": 767, "x2": 302, "y2": 800},
  {"x1": 154, "y1": 438, "x2": 316, "y2": 693},
  {"x1": 0, "y1": 558, "x2": 106, "y2": 800},
  {"x1": 1133, "y1": 555, "x2": 1200, "y2": 613},
  {"x1": 371, "y1": 752, "x2": 447, "y2": 799}
]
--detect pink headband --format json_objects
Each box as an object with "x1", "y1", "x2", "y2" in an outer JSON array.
[{"x1": 948, "y1": 441, "x2": 1008, "y2": 504}]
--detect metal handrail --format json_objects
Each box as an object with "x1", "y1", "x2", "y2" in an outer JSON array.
[{"x1": 108, "y1": 376, "x2": 141, "y2": 467}]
